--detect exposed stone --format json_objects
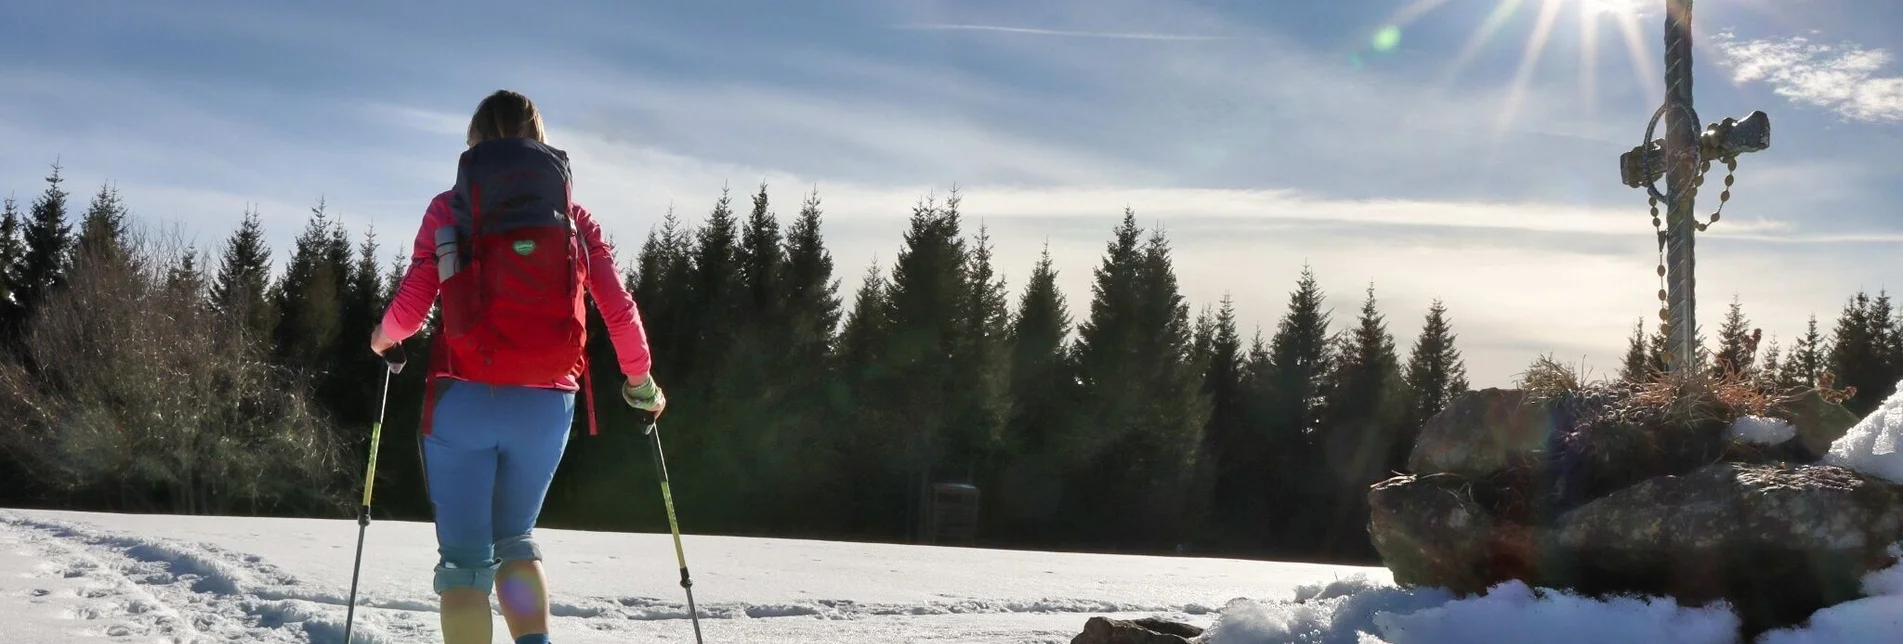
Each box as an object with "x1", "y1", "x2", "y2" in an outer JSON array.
[
  {"x1": 1770, "y1": 390, "x2": 1862, "y2": 460},
  {"x1": 1368, "y1": 473, "x2": 1533, "y2": 594},
  {"x1": 1547, "y1": 462, "x2": 1903, "y2": 634},
  {"x1": 1546, "y1": 400, "x2": 1730, "y2": 509},
  {"x1": 1407, "y1": 388, "x2": 1559, "y2": 477},
  {"x1": 1070, "y1": 616, "x2": 1202, "y2": 644}
]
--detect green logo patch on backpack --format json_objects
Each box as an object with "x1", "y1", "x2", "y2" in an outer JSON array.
[{"x1": 513, "y1": 239, "x2": 536, "y2": 256}]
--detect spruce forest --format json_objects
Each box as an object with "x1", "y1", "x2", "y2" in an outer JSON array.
[{"x1": 2, "y1": 162, "x2": 1897, "y2": 565}]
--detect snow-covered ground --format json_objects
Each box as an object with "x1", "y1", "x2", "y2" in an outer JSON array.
[
  {"x1": 0, "y1": 508, "x2": 1384, "y2": 643},
  {"x1": 5, "y1": 506, "x2": 1903, "y2": 643}
]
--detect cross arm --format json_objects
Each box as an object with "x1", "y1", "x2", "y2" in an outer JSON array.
[{"x1": 1620, "y1": 110, "x2": 1771, "y2": 189}]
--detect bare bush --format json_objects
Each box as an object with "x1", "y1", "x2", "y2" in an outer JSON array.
[{"x1": 0, "y1": 223, "x2": 349, "y2": 515}]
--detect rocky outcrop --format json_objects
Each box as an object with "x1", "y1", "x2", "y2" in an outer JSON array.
[
  {"x1": 1070, "y1": 616, "x2": 1203, "y2": 644},
  {"x1": 1369, "y1": 382, "x2": 1901, "y2": 637}
]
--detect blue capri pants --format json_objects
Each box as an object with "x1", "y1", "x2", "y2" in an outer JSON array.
[{"x1": 422, "y1": 381, "x2": 575, "y2": 595}]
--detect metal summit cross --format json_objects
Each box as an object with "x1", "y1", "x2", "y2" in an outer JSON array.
[{"x1": 1619, "y1": 0, "x2": 1771, "y2": 374}]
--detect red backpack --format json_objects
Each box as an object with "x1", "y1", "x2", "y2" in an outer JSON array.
[{"x1": 423, "y1": 137, "x2": 599, "y2": 434}]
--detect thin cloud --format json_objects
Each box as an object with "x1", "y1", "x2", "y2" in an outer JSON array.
[
  {"x1": 1711, "y1": 30, "x2": 1903, "y2": 123},
  {"x1": 897, "y1": 23, "x2": 1234, "y2": 42}
]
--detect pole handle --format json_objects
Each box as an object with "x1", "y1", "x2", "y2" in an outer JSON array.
[{"x1": 379, "y1": 343, "x2": 407, "y2": 374}]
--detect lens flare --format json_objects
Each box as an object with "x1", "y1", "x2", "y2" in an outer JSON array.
[{"x1": 1372, "y1": 26, "x2": 1403, "y2": 52}]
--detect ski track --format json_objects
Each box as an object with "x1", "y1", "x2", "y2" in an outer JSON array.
[
  {"x1": 1, "y1": 511, "x2": 438, "y2": 643},
  {"x1": 0, "y1": 511, "x2": 1213, "y2": 642}
]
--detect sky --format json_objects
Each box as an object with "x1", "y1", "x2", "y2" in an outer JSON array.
[{"x1": 2, "y1": 0, "x2": 1901, "y2": 388}]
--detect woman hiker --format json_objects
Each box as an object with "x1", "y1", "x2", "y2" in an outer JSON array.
[{"x1": 371, "y1": 89, "x2": 667, "y2": 644}]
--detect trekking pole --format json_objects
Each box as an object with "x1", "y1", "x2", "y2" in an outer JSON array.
[
  {"x1": 640, "y1": 413, "x2": 704, "y2": 644},
  {"x1": 343, "y1": 344, "x2": 406, "y2": 644}
]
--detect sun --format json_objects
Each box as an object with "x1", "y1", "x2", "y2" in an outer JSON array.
[
  {"x1": 1378, "y1": 0, "x2": 1660, "y2": 137},
  {"x1": 1579, "y1": 0, "x2": 1645, "y2": 17}
]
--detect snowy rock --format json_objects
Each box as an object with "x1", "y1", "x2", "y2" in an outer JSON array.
[
  {"x1": 1726, "y1": 415, "x2": 1797, "y2": 445},
  {"x1": 1548, "y1": 461, "x2": 1903, "y2": 634},
  {"x1": 1824, "y1": 380, "x2": 1903, "y2": 484},
  {"x1": 1069, "y1": 616, "x2": 1202, "y2": 644},
  {"x1": 1367, "y1": 473, "x2": 1530, "y2": 594},
  {"x1": 1407, "y1": 388, "x2": 1558, "y2": 477}
]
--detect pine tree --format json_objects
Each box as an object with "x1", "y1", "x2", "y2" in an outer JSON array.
[
  {"x1": 1198, "y1": 294, "x2": 1251, "y2": 547},
  {"x1": 1890, "y1": 303, "x2": 1903, "y2": 389},
  {"x1": 17, "y1": 162, "x2": 74, "y2": 321},
  {"x1": 1405, "y1": 299, "x2": 1468, "y2": 426},
  {"x1": 632, "y1": 207, "x2": 693, "y2": 380},
  {"x1": 73, "y1": 181, "x2": 131, "y2": 274},
  {"x1": 1192, "y1": 304, "x2": 1217, "y2": 369},
  {"x1": 830, "y1": 259, "x2": 894, "y2": 532},
  {"x1": 780, "y1": 190, "x2": 841, "y2": 372},
  {"x1": 1004, "y1": 244, "x2": 1073, "y2": 440},
  {"x1": 740, "y1": 183, "x2": 785, "y2": 323},
  {"x1": 1648, "y1": 323, "x2": 1671, "y2": 375},
  {"x1": 1207, "y1": 327, "x2": 1278, "y2": 552},
  {"x1": 164, "y1": 246, "x2": 208, "y2": 312},
  {"x1": 724, "y1": 183, "x2": 792, "y2": 514},
  {"x1": 323, "y1": 225, "x2": 386, "y2": 430},
  {"x1": 685, "y1": 187, "x2": 744, "y2": 387},
  {"x1": 211, "y1": 206, "x2": 275, "y2": 341},
  {"x1": 1069, "y1": 212, "x2": 1209, "y2": 548},
  {"x1": 1829, "y1": 292, "x2": 1882, "y2": 413},
  {"x1": 647, "y1": 188, "x2": 759, "y2": 528},
  {"x1": 1715, "y1": 296, "x2": 1757, "y2": 377},
  {"x1": 1781, "y1": 315, "x2": 1827, "y2": 391},
  {"x1": 776, "y1": 191, "x2": 845, "y2": 521},
  {"x1": 1619, "y1": 318, "x2": 1652, "y2": 383},
  {"x1": 0, "y1": 195, "x2": 25, "y2": 334},
  {"x1": 1134, "y1": 224, "x2": 1210, "y2": 544},
  {"x1": 952, "y1": 217, "x2": 1011, "y2": 477},
  {"x1": 352, "y1": 226, "x2": 383, "y2": 312},
  {"x1": 383, "y1": 249, "x2": 407, "y2": 306},
  {"x1": 1073, "y1": 210, "x2": 1146, "y2": 412},
  {"x1": 1260, "y1": 264, "x2": 1333, "y2": 554},
  {"x1": 996, "y1": 244, "x2": 1076, "y2": 539},
  {"x1": 1068, "y1": 210, "x2": 1154, "y2": 539},
  {"x1": 1268, "y1": 266, "x2": 1334, "y2": 435},
  {"x1": 839, "y1": 260, "x2": 890, "y2": 382},
  {"x1": 272, "y1": 198, "x2": 347, "y2": 371},
  {"x1": 873, "y1": 192, "x2": 972, "y2": 541},
  {"x1": 1760, "y1": 337, "x2": 1783, "y2": 389},
  {"x1": 1867, "y1": 291, "x2": 1900, "y2": 398},
  {"x1": 1316, "y1": 285, "x2": 1409, "y2": 558}
]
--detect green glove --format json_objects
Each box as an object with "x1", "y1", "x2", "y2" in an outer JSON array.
[{"x1": 623, "y1": 375, "x2": 666, "y2": 418}]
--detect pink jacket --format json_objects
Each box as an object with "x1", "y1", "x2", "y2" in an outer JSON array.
[{"x1": 379, "y1": 189, "x2": 653, "y2": 391}]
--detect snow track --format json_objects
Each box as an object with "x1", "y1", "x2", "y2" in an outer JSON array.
[
  {"x1": 2, "y1": 512, "x2": 438, "y2": 642},
  {"x1": 0, "y1": 510, "x2": 1263, "y2": 642}
]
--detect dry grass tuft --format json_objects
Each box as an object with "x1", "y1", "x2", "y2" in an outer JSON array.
[{"x1": 1518, "y1": 355, "x2": 1590, "y2": 402}]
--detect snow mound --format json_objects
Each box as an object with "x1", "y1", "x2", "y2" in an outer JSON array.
[
  {"x1": 1199, "y1": 586, "x2": 1453, "y2": 643},
  {"x1": 1200, "y1": 578, "x2": 1735, "y2": 644},
  {"x1": 1202, "y1": 546, "x2": 1903, "y2": 644},
  {"x1": 1370, "y1": 582, "x2": 1739, "y2": 644},
  {"x1": 1727, "y1": 416, "x2": 1797, "y2": 445},
  {"x1": 1824, "y1": 380, "x2": 1903, "y2": 484}
]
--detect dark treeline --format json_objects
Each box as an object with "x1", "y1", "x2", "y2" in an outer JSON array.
[{"x1": 0, "y1": 162, "x2": 1891, "y2": 564}]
